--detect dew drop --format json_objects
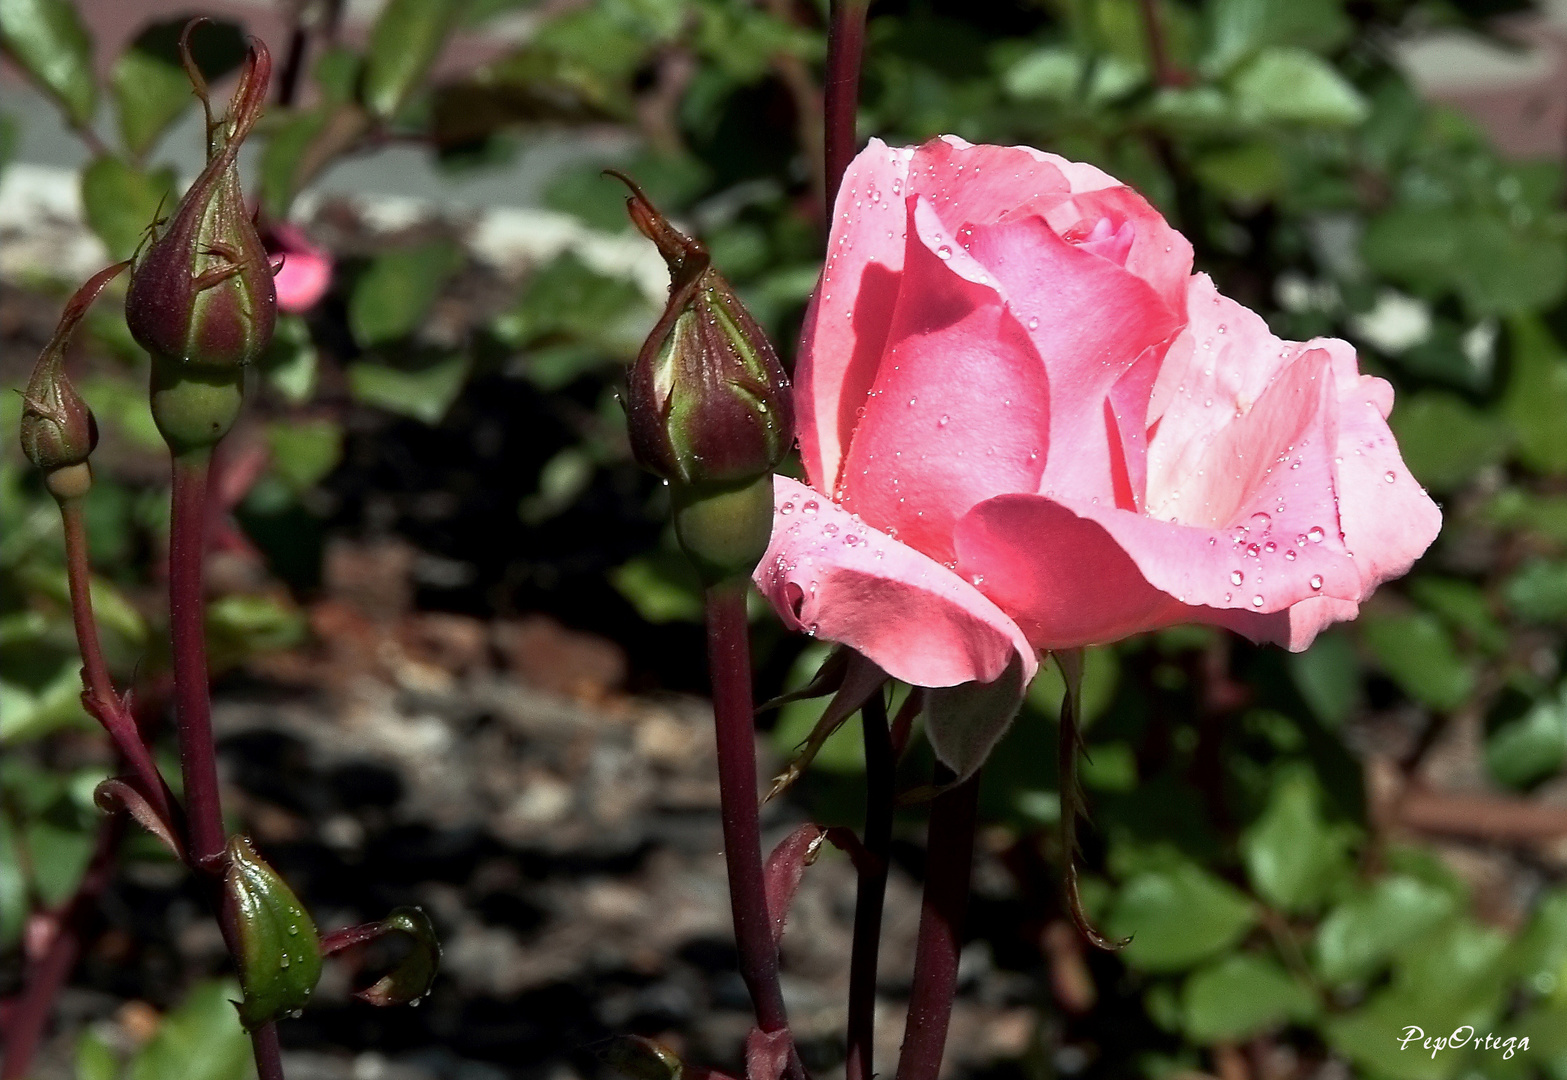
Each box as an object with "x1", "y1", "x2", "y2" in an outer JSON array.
[
  {"x1": 1263, "y1": 541, "x2": 1276, "y2": 554},
  {"x1": 1384, "y1": 470, "x2": 1397, "y2": 483},
  {"x1": 802, "y1": 501, "x2": 819, "y2": 515},
  {"x1": 1246, "y1": 543, "x2": 1261, "y2": 558},
  {"x1": 287, "y1": 924, "x2": 300, "y2": 936},
  {"x1": 1249, "y1": 512, "x2": 1272, "y2": 530},
  {"x1": 1283, "y1": 549, "x2": 1297, "y2": 562},
  {"x1": 280, "y1": 955, "x2": 291, "y2": 969},
  {"x1": 823, "y1": 523, "x2": 839, "y2": 534},
  {"x1": 908, "y1": 396, "x2": 917, "y2": 407},
  {"x1": 1307, "y1": 526, "x2": 1325, "y2": 543},
  {"x1": 780, "y1": 503, "x2": 794, "y2": 516},
  {"x1": 938, "y1": 414, "x2": 950, "y2": 427},
  {"x1": 1310, "y1": 575, "x2": 1324, "y2": 590},
  {"x1": 843, "y1": 534, "x2": 864, "y2": 547},
  {"x1": 1027, "y1": 316, "x2": 1039, "y2": 330},
  {"x1": 1251, "y1": 594, "x2": 1264, "y2": 607},
  {"x1": 936, "y1": 245, "x2": 953, "y2": 260},
  {"x1": 1224, "y1": 592, "x2": 1232, "y2": 603},
  {"x1": 1230, "y1": 570, "x2": 1244, "y2": 585}
]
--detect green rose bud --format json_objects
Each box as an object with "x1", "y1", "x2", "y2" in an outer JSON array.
[
  {"x1": 124, "y1": 23, "x2": 276, "y2": 454},
  {"x1": 19, "y1": 261, "x2": 130, "y2": 501},
  {"x1": 224, "y1": 834, "x2": 322, "y2": 1029},
  {"x1": 614, "y1": 172, "x2": 794, "y2": 489}
]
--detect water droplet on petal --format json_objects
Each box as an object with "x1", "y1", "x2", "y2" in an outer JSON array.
[
  {"x1": 1230, "y1": 570, "x2": 1244, "y2": 585},
  {"x1": 1250, "y1": 512, "x2": 1272, "y2": 530},
  {"x1": 1246, "y1": 543, "x2": 1261, "y2": 557},
  {"x1": 938, "y1": 414, "x2": 950, "y2": 427},
  {"x1": 1307, "y1": 526, "x2": 1325, "y2": 543},
  {"x1": 1027, "y1": 317, "x2": 1039, "y2": 330},
  {"x1": 1310, "y1": 575, "x2": 1324, "y2": 590},
  {"x1": 1263, "y1": 541, "x2": 1276, "y2": 553},
  {"x1": 1384, "y1": 470, "x2": 1397, "y2": 483},
  {"x1": 936, "y1": 245, "x2": 953, "y2": 260},
  {"x1": 1251, "y1": 594, "x2": 1264, "y2": 607},
  {"x1": 802, "y1": 501, "x2": 819, "y2": 515},
  {"x1": 1283, "y1": 549, "x2": 1297, "y2": 561}
]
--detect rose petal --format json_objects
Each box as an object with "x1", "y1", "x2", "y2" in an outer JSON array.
[
  {"x1": 961, "y1": 210, "x2": 1183, "y2": 507},
  {"x1": 798, "y1": 138, "x2": 914, "y2": 494},
  {"x1": 837, "y1": 198, "x2": 1049, "y2": 564},
  {"x1": 1212, "y1": 595, "x2": 1362, "y2": 652},
  {"x1": 756, "y1": 477, "x2": 1036, "y2": 689},
  {"x1": 1043, "y1": 185, "x2": 1192, "y2": 318},
  {"x1": 1331, "y1": 370, "x2": 1444, "y2": 592},
  {"x1": 908, "y1": 136, "x2": 1072, "y2": 233}
]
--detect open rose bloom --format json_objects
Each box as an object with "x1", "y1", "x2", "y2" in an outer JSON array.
[{"x1": 756, "y1": 136, "x2": 1441, "y2": 773}]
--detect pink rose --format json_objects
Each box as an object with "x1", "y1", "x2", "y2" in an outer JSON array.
[
  {"x1": 755, "y1": 137, "x2": 1440, "y2": 768},
  {"x1": 266, "y1": 224, "x2": 333, "y2": 314}
]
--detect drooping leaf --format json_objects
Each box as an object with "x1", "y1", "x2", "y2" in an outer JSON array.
[
  {"x1": 1504, "y1": 316, "x2": 1567, "y2": 476},
  {"x1": 80, "y1": 157, "x2": 176, "y2": 261},
  {"x1": 348, "y1": 241, "x2": 464, "y2": 347},
  {"x1": 361, "y1": 0, "x2": 464, "y2": 121}
]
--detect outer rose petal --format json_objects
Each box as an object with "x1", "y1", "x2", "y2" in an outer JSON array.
[
  {"x1": 838, "y1": 198, "x2": 1049, "y2": 564},
  {"x1": 756, "y1": 477, "x2": 1037, "y2": 690},
  {"x1": 798, "y1": 139, "x2": 913, "y2": 493},
  {"x1": 954, "y1": 493, "x2": 1358, "y2": 650},
  {"x1": 1213, "y1": 596, "x2": 1361, "y2": 652}
]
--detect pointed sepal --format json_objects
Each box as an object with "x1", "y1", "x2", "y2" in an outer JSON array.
[{"x1": 224, "y1": 834, "x2": 323, "y2": 1029}]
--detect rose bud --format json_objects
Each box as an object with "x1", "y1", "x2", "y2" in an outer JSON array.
[
  {"x1": 225, "y1": 834, "x2": 322, "y2": 1029},
  {"x1": 125, "y1": 23, "x2": 275, "y2": 454},
  {"x1": 20, "y1": 261, "x2": 131, "y2": 501},
  {"x1": 613, "y1": 172, "x2": 795, "y2": 583}
]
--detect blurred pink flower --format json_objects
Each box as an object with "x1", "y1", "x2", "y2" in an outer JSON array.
[
  {"x1": 755, "y1": 136, "x2": 1439, "y2": 763},
  {"x1": 266, "y1": 224, "x2": 332, "y2": 313}
]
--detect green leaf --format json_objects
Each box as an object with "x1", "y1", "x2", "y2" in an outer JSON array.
[
  {"x1": 352, "y1": 906, "x2": 441, "y2": 1006},
  {"x1": 347, "y1": 354, "x2": 470, "y2": 425},
  {"x1": 1325, "y1": 918, "x2": 1508, "y2": 1080},
  {"x1": 1506, "y1": 889, "x2": 1567, "y2": 994},
  {"x1": 0, "y1": 815, "x2": 25, "y2": 947},
  {"x1": 361, "y1": 0, "x2": 464, "y2": 120},
  {"x1": 110, "y1": 47, "x2": 192, "y2": 157},
  {"x1": 1, "y1": 662, "x2": 92, "y2": 744},
  {"x1": 1107, "y1": 863, "x2": 1258, "y2": 972},
  {"x1": 27, "y1": 815, "x2": 95, "y2": 907},
  {"x1": 225, "y1": 835, "x2": 322, "y2": 1029},
  {"x1": 1230, "y1": 47, "x2": 1367, "y2": 127},
  {"x1": 1504, "y1": 316, "x2": 1567, "y2": 476},
  {"x1": 74, "y1": 1029, "x2": 121, "y2": 1080},
  {"x1": 349, "y1": 240, "x2": 463, "y2": 347},
  {"x1": 1180, "y1": 953, "x2": 1317, "y2": 1043},
  {"x1": 610, "y1": 551, "x2": 705, "y2": 625},
  {"x1": 0, "y1": 0, "x2": 96, "y2": 127},
  {"x1": 1486, "y1": 689, "x2": 1567, "y2": 789},
  {"x1": 520, "y1": 447, "x2": 594, "y2": 525},
  {"x1": 1003, "y1": 47, "x2": 1145, "y2": 104},
  {"x1": 1193, "y1": 141, "x2": 1286, "y2": 204},
  {"x1": 1202, "y1": 0, "x2": 1350, "y2": 76},
  {"x1": 1408, "y1": 577, "x2": 1508, "y2": 655},
  {"x1": 128, "y1": 980, "x2": 251, "y2": 1080},
  {"x1": 80, "y1": 157, "x2": 175, "y2": 260},
  {"x1": 1388, "y1": 392, "x2": 1510, "y2": 492},
  {"x1": 258, "y1": 107, "x2": 332, "y2": 221},
  {"x1": 1313, "y1": 874, "x2": 1457, "y2": 986},
  {"x1": 492, "y1": 252, "x2": 651, "y2": 355},
  {"x1": 1361, "y1": 612, "x2": 1474, "y2": 711},
  {"x1": 205, "y1": 594, "x2": 308, "y2": 670},
  {"x1": 1504, "y1": 559, "x2": 1567, "y2": 624},
  {"x1": 265, "y1": 419, "x2": 342, "y2": 492},
  {"x1": 1287, "y1": 631, "x2": 1359, "y2": 726},
  {"x1": 260, "y1": 313, "x2": 319, "y2": 403},
  {"x1": 1241, "y1": 765, "x2": 1355, "y2": 915}
]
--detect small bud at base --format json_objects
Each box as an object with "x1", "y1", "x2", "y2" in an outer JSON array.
[{"x1": 673, "y1": 475, "x2": 776, "y2": 586}]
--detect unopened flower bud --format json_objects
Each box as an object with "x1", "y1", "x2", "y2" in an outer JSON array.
[
  {"x1": 615, "y1": 172, "x2": 794, "y2": 488},
  {"x1": 125, "y1": 24, "x2": 275, "y2": 453},
  {"x1": 224, "y1": 834, "x2": 322, "y2": 1029},
  {"x1": 19, "y1": 262, "x2": 130, "y2": 501}
]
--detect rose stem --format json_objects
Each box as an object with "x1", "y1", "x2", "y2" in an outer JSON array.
[
  {"x1": 893, "y1": 766, "x2": 982, "y2": 1080},
  {"x1": 844, "y1": 690, "x2": 894, "y2": 1080},
  {"x1": 704, "y1": 581, "x2": 799, "y2": 1072},
  {"x1": 1058, "y1": 654, "x2": 1126, "y2": 951},
  {"x1": 168, "y1": 450, "x2": 287, "y2": 1080},
  {"x1": 823, "y1": 0, "x2": 870, "y2": 209},
  {"x1": 59, "y1": 497, "x2": 178, "y2": 825},
  {"x1": 0, "y1": 816, "x2": 123, "y2": 1080}
]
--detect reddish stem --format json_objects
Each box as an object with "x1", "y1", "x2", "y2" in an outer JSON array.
[
  {"x1": 0, "y1": 817, "x2": 123, "y2": 1080},
  {"x1": 60, "y1": 499, "x2": 179, "y2": 829},
  {"x1": 169, "y1": 452, "x2": 289, "y2": 1079},
  {"x1": 894, "y1": 768, "x2": 982, "y2": 1080},
  {"x1": 823, "y1": 0, "x2": 870, "y2": 212},
  {"x1": 169, "y1": 452, "x2": 225, "y2": 870},
  {"x1": 845, "y1": 692, "x2": 893, "y2": 1080},
  {"x1": 703, "y1": 583, "x2": 799, "y2": 1073}
]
